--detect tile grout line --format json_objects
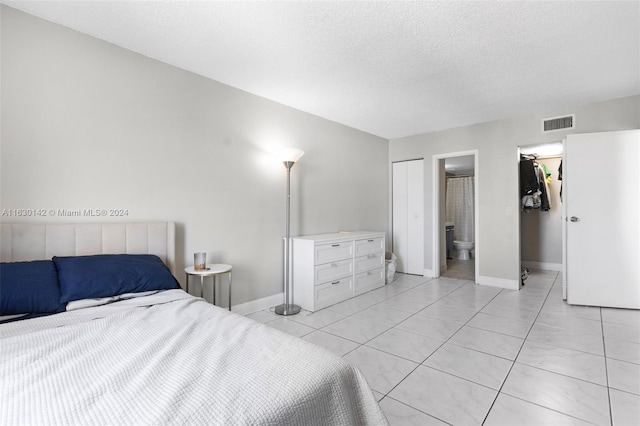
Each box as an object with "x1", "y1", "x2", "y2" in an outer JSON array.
[
  {"x1": 264, "y1": 273, "x2": 618, "y2": 425},
  {"x1": 510, "y1": 359, "x2": 609, "y2": 388},
  {"x1": 490, "y1": 278, "x2": 611, "y2": 426},
  {"x1": 600, "y1": 307, "x2": 614, "y2": 426},
  {"x1": 263, "y1": 275, "x2": 431, "y2": 330},
  {"x1": 338, "y1": 278, "x2": 472, "y2": 382},
  {"x1": 370, "y1": 272, "x2": 618, "y2": 425},
  {"x1": 335, "y1": 276, "x2": 466, "y2": 357},
  {"x1": 305, "y1": 276, "x2": 441, "y2": 356},
  {"x1": 381, "y1": 395, "x2": 454, "y2": 426},
  {"x1": 493, "y1": 393, "x2": 603, "y2": 426},
  {"x1": 338, "y1": 278, "x2": 482, "y2": 362},
  {"x1": 480, "y1": 272, "x2": 612, "y2": 426},
  {"x1": 375, "y1": 283, "x2": 507, "y2": 411},
  {"x1": 479, "y1": 270, "x2": 558, "y2": 425},
  {"x1": 338, "y1": 279, "x2": 458, "y2": 358}
]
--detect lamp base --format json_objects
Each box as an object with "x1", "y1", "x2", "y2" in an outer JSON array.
[{"x1": 274, "y1": 303, "x2": 301, "y2": 316}]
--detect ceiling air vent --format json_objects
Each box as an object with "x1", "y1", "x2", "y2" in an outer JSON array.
[{"x1": 542, "y1": 114, "x2": 575, "y2": 133}]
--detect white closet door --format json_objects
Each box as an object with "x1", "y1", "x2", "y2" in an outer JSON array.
[
  {"x1": 565, "y1": 130, "x2": 640, "y2": 309},
  {"x1": 407, "y1": 160, "x2": 424, "y2": 275},
  {"x1": 392, "y1": 162, "x2": 408, "y2": 273},
  {"x1": 393, "y1": 160, "x2": 424, "y2": 275}
]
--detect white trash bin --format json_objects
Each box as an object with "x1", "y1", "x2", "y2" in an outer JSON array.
[{"x1": 385, "y1": 252, "x2": 397, "y2": 284}]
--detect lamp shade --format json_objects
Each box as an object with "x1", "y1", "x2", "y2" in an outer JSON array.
[{"x1": 279, "y1": 148, "x2": 305, "y2": 163}]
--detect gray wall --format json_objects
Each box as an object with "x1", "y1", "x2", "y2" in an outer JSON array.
[
  {"x1": 390, "y1": 95, "x2": 640, "y2": 287},
  {"x1": 0, "y1": 7, "x2": 389, "y2": 309}
]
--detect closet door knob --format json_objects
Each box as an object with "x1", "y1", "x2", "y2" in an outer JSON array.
[{"x1": 570, "y1": 216, "x2": 580, "y2": 222}]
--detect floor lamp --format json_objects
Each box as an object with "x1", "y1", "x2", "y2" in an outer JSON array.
[{"x1": 275, "y1": 148, "x2": 304, "y2": 316}]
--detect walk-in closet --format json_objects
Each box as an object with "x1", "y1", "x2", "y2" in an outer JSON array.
[{"x1": 519, "y1": 142, "x2": 564, "y2": 277}]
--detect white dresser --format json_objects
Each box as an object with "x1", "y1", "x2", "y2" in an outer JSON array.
[{"x1": 291, "y1": 231, "x2": 386, "y2": 312}]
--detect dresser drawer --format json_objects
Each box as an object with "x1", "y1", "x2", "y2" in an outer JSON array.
[
  {"x1": 355, "y1": 252, "x2": 384, "y2": 274},
  {"x1": 315, "y1": 258, "x2": 353, "y2": 284},
  {"x1": 354, "y1": 267, "x2": 384, "y2": 296},
  {"x1": 315, "y1": 277, "x2": 353, "y2": 310},
  {"x1": 315, "y1": 241, "x2": 353, "y2": 264},
  {"x1": 355, "y1": 237, "x2": 384, "y2": 257}
]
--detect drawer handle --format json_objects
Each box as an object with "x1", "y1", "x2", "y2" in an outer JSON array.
[
  {"x1": 331, "y1": 244, "x2": 340, "y2": 247},
  {"x1": 368, "y1": 254, "x2": 375, "y2": 259},
  {"x1": 331, "y1": 281, "x2": 340, "y2": 285},
  {"x1": 331, "y1": 263, "x2": 337, "y2": 267},
  {"x1": 368, "y1": 239, "x2": 374, "y2": 242}
]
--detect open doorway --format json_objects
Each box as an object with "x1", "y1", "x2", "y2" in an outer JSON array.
[
  {"x1": 433, "y1": 150, "x2": 479, "y2": 283},
  {"x1": 518, "y1": 141, "x2": 564, "y2": 288}
]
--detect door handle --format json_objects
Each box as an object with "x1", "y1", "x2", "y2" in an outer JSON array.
[{"x1": 570, "y1": 216, "x2": 580, "y2": 222}]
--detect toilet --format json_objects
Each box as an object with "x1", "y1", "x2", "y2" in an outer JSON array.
[{"x1": 453, "y1": 240, "x2": 474, "y2": 260}]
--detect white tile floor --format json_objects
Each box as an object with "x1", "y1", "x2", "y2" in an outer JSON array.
[{"x1": 247, "y1": 271, "x2": 640, "y2": 426}]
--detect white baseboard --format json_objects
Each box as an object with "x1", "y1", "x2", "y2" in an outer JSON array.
[
  {"x1": 478, "y1": 275, "x2": 520, "y2": 290},
  {"x1": 423, "y1": 268, "x2": 435, "y2": 278},
  {"x1": 521, "y1": 261, "x2": 563, "y2": 272},
  {"x1": 232, "y1": 292, "x2": 283, "y2": 316}
]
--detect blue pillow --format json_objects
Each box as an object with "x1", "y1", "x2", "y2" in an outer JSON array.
[
  {"x1": 53, "y1": 254, "x2": 180, "y2": 303},
  {"x1": 0, "y1": 260, "x2": 66, "y2": 315}
]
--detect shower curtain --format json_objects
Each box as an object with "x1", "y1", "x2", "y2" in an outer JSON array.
[{"x1": 446, "y1": 177, "x2": 475, "y2": 243}]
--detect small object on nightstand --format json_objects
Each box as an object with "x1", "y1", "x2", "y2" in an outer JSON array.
[
  {"x1": 184, "y1": 264, "x2": 233, "y2": 311},
  {"x1": 194, "y1": 252, "x2": 207, "y2": 270}
]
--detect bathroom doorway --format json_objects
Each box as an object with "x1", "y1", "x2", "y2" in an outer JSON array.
[{"x1": 433, "y1": 151, "x2": 479, "y2": 282}]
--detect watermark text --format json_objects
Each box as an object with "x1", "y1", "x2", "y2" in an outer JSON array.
[{"x1": 1, "y1": 208, "x2": 129, "y2": 217}]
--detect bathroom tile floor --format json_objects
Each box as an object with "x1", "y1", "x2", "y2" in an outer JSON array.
[
  {"x1": 442, "y1": 258, "x2": 475, "y2": 281},
  {"x1": 248, "y1": 271, "x2": 640, "y2": 426}
]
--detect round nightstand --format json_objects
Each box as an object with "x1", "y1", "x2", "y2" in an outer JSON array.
[{"x1": 184, "y1": 264, "x2": 233, "y2": 311}]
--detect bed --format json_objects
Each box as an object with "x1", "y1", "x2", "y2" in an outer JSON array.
[{"x1": 0, "y1": 222, "x2": 388, "y2": 425}]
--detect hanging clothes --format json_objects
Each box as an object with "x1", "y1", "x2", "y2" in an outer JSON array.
[
  {"x1": 520, "y1": 159, "x2": 539, "y2": 196},
  {"x1": 541, "y1": 163, "x2": 552, "y2": 185},
  {"x1": 521, "y1": 190, "x2": 542, "y2": 209},
  {"x1": 520, "y1": 157, "x2": 551, "y2": 211},
  {"x1": 537, "y1": 163, "x2": 551, "y2": 211},
  {"x1": 558, "y1": 160, "x2": 563, "y2": 202}
]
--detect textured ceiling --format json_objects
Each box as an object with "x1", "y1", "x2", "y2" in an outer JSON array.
[{"x1": 4, "y1": 1, "x2": 639, "y2": 139}]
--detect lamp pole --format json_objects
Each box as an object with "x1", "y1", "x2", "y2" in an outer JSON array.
[{"x1": 275, "y1": 159, "x2": 301, "y2": 316}]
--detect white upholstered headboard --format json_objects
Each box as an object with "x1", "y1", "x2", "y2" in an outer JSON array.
[{"x1": 0, "y1": 222, "x2": 176, "y2": 275}]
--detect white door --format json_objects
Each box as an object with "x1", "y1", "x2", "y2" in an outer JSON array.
[
  {"x1": 564, "y1": 130, "x2": 640, "y2": 309},
  {"x1": 392, "y1": 162, "x2": 409, "y2": 273},
  {"x1": 407, "y1": 160, "x2": 424, "y2": 274},
  {"x1": 392, "y1": 160, "x2": 424, "y2": 275}
]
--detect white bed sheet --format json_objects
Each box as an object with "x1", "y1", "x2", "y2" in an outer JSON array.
[{"x1": 0, "y1": 290, "x2": 388, "y2": 425}]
